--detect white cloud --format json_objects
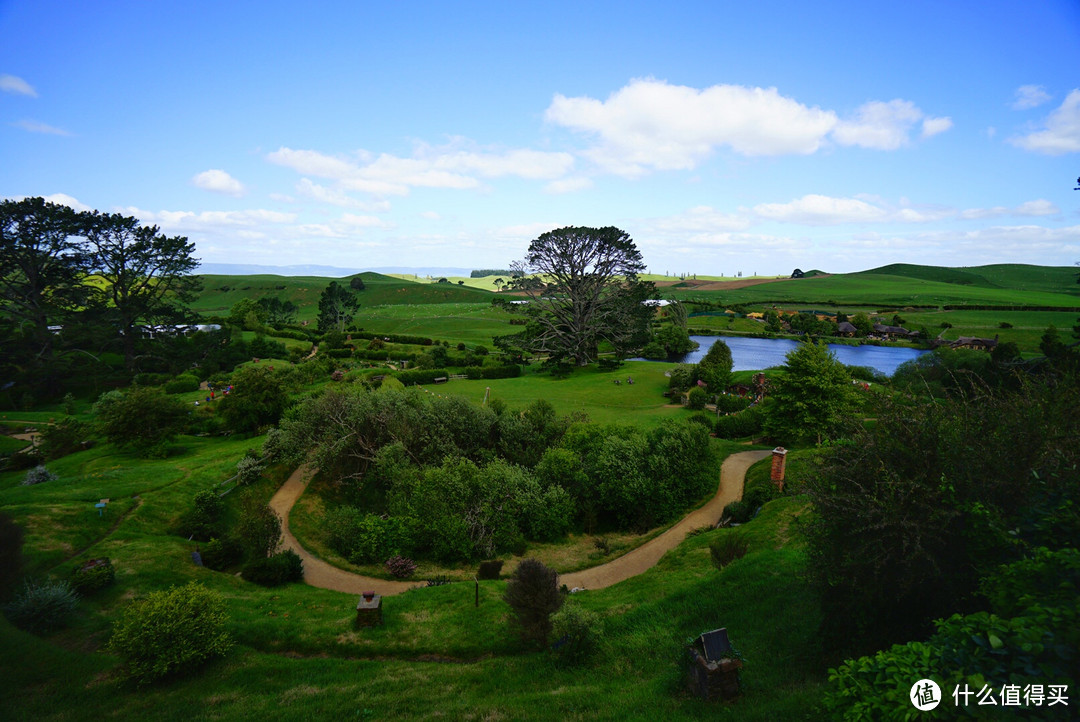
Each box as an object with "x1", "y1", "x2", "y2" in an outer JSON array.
[
  {"x1": 644, "y1": 205, "x2": 751, "y2": 234},
  {"x1": 960, "y1": 199, "x2": 1060, "y2": 219},
  {"x1": 11, "y1": 119, "x2": 70, "y2": 135},
  {"x1": 41, "y1": 193, "x2": 91, "y2": 212},
  {"x1": 545, "y1": 79, "x2": 838, "y2": 175},
  {"x1": 126, "y1": 207, "x2": 297, "y2": 230},
  {"x1": 338, "y1": 213, "x2": 389, "y2": 228},
  {"x1": 755, "y1": 194, "x2": 887, "y2": 224},
  {"x1": 832, "y1": 100, "x2": 928, "y2": 150},
  {"x1": 921, "y1": 116, "x2": 953, "y2": 138},
  {"x1": 0, "y1": 74, "x2": 37, "y2": 97},
  {"x1": 1012, "y1": 85, "x2": 1051, "y2": 110},
  {"x1": 1011, "y1": 89, "x2": 1080, "y2": 155},
  {"x1": 192, "y1": 169, "x2": 246, "y2": 197},
  {"x1": 268, "y1": 143, "x2": 574, "y2": 197},
  {"x1": 544, "y1": 177, "x2": 593, "y2": 194}
]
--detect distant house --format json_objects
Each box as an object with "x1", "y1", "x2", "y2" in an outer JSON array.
[
  {"x1": 873, "y1": 323, "x2": 916, "y2": 338},
  {"x1": 950, "y1": 335, "x2": 999, "y2": 351},
  {"x1": 837, "y1": 321, "x2": 857, "y2": 337}
]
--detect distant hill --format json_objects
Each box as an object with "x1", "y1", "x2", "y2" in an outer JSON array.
[
  {"x1": 856, "y1": 263, "x2": 1080, "y2": 295},
  {"x1": 190, "y1": 271, "x2": 493, "y2": 320},
  {"x1": 197, "y1": 262, "x2": 474, "y2": 277}
]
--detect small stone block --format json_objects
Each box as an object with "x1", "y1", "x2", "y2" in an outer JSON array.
[{"x1": 355, "y1": 594, "x2": 383, "y2": 627}]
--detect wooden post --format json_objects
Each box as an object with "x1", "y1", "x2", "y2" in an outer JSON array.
[{"x1": 474, "y1": 577, "x2": 479, "y2": 607}]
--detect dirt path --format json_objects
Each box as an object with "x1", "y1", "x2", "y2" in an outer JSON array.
[
  {"x1": 271, "y1": 449, "x2": 771, "y2": 597},
  {"x1": 559, "y1": 449, "x2": 771, "y2": 590},
  {"x1": 269, "y1": 464, "x2": 417, "y2": 596}
]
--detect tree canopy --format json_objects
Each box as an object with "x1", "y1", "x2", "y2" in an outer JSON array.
[
  {"x1": 317, "y1": 281, "x2": 359, "y2": 333},
  {"x1": 502, "y1": 226, "x2": 655, "y2": 367},
  {"x1": 763, "y1": 341, "x2": 855, "y2": 445}
]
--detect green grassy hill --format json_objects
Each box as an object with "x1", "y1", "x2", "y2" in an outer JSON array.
[
  {"x1": 857, "y1": 263, "x2": 1080, "y2": 296},
  {"x1": 192, "y1": 272, "x2": 494, "y2": 321}
]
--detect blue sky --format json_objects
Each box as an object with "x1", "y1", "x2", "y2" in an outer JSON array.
[{"x1": 2, "y1": 1, "x2": 1079, "y2": 276}]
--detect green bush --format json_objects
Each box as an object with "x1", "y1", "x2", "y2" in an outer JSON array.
[
  {"x1": 3, "y1": 579, "x2": 79, "y2": 634},
  {"x1": 164, "y1": 374, "x2": 200, "y2": 394},
  {"x1": 504, "y1": 558, "x2": 563, "y2": 648},
  {"x1": 200, "y1": 536, "x2": 244, "y2": 571},
  {"x1": 107, "y1": 582, "x2": 232, "y2": 685},
  {"x1": 477, "y1": 560, "x2": 504, "y2": 580},
  {"x1": 241, "y1": 550, "x2": 304, "y2": 586},
  {"x1": 686, "y1": 386, "x2": 707, "y2": 410},
  {"x1": 550, "y1": 602, "x2": 601, "y2": 666},
  {"x1": 714, "y1": 393, "x2": 752, "y2": 414},
  {"x1": 709, "y1": 533, "x2": 749, "y2": 569},
  {"x1": 0, "y1": 513, "x2": 23, "y2": 601},
  {"x1": 722, "y1": 499, "x2": 755, "y2": 524},
  {"x1": 39, "y1": 418, "x2": 91, "y2": 460},
  {"x1": 70, "y1": 558, "x2": 115, "y2": 596},
  {"x1": 176, "y1": 489, "x2": 225, "y2": 542},
  {"x1": 714, "y1": 405, "x2": 764, "y2": 439}
]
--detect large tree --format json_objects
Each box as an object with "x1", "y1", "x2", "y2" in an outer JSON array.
[
  {"x1": 82, "y1": 211, "x2": 200, "y2": 370},
  {"x1": 506, "y1": 226, "x2": 653, "y2": 366},
  {"x1": 762, "y1": 340, "x2": 855, "y2": 445},
  {"x1": 0, "y1": 197, "x2": 88, "y2": 369},
  {"x1": 317, "y1": 281, "x2": 359, "y2": 332}
]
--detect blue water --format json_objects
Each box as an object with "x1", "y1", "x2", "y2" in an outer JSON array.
[{"x1": 637, "y1": 335, "x2": 930, "y2": 376}]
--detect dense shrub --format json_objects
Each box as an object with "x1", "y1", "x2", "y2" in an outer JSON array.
[
  {"x1": 39, "y1": 418, "x2": 92, "y2": 460},
  {"x1": 234, "y1": 452, "x2": 265, "y2": 486},
  {"x1": 395, "y1": 368, "x2": 450, "y2": 386},
  {"x1": 236, "y1": 498, "x2": 282, "y2": 559},
  {"x1": 70, "y1": 558, "x2": 115, "y2": 596},
  {"x1": 23, "y1": 465, "x2": 57, "y2": 486},
  {"x1": 384, "y1": 555, "x2": 417, "y2": 578},
  {"x1": 94, "y1": 386, "x2": 188, "y2": 456},
  {"x1": 177, "y1": 489, "x2": 225, "y2": 541},
  {"x1": 722, "y1": 499, "x2": 755, "y2": 524},
  {"x1": 164, "y1": 374, "x2": 200, "y2": 394},
  {"x1": 0, "y1": 513, "x2": 23, "y2": 601},
  {"x1": 241, "y1": 550, "x2": 303, "y2": 586},
  {"x1": 477, "y1": 559, "x2": 504, "y2": 580},
  {"x1": 200, "y1": 536, "x2": 245, "y2": 571},
  {"x1": 709, "y1": 533, "x2": 749, "y2": 569},
  {"x1": 325, "y1": 507, "x2": 408, "y2": 564},
  {"x1": 713, "y1": 405, "x2": 764, "y2": 439},
  {"x1": 218, "y1": 365, "x2": 289, "y2": 433},
  {"x1": 686, "y1": 386, "x2": 707, "y2": 410},
  {"x1": 107, "y1": 582, "x2": 232, "y2": 685},
  {"x1": 3, "y1": 579, "x2": 79, "y2": 634},
  {"x1": 550, "y1": 603, "x2": 601, "y2": 666},
  {"x1": 504, "y1": 558, "x2": 563, "y2": 648},
  {"x1": 713, "y1": 393, "x2": 752, "y2": 414}
]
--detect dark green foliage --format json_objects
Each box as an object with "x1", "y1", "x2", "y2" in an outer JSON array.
[
  {"x1": 177, "y1": 489, "x2": 225, "y2": 541},
  {"x1": 236, "y1": 497, "x2": 282, "y2": 560},
  {"x1": 807, "y1": 374, "x2": 1080, "y2": 653},
  {"x1": 38, "y1": 418, "x2": 91, "y2": 460},
  {"x1": 164, "y1": 374, "x2": 200, "y2": 394},
  {"x1": 317, "y1": 281, "x2": 360, "y2": 332},
  {"x1": 504, "y1": 558, "x2": 563, "y2": 648},
  {"x1": 4, "y1": 579, "x2": 79, "y2": 634},
  {"x1": 550, "y1": 603, "x2": 601, "y2": 666},
  {"x1": 714, "y1": 393, "x2": 752, "y2": 414},
  {"x1": 248, "y1": 335, "x2": 287, "y2": 359},
  {"x1": 653, "y1": 324, "x2": 695, "y2": 356},
  {"x1": 241, "y1": 550, "x2": 303, "y2": 586},
  {"x1": 200, "y1": 536, "x2": 244, "y2": 571},
  {"x1": 477, "y1": 560, "x2": 504, "y2": 580},
  {"x1": 384, "y1": 555, "x2": 417, "y2": 578},
  {"x1": 0, "y1": 513, "x2": 23, "y2": 601},
  {"x1": 686, "y1": 386, "x2": 707, "y2": 410},
  {"x1": 395, "y1": 367, "x2": 450, "y2": 386},
  {"x1": 234, "y1": 452, "x2": 265, "y2": 486},
  {"x1": 667, "y1": 364, "x2": 694, "y2": 392},
  {"x1": 722, "y1": 499, "x2": 755, "y2": 524},
  {"x1": 696, "y1": 339, "x2": 733, "y2": 392},
  {"x1": 709, "y1": 533, "x2": 749, "y2": 569},
  {"x1": 218, "y1": 365, "x2": 289, "y2": 433},
  {"x1": 763, "y1": 341, "x2": 855, "y2": 445},
  {"x1": 640, "y1": 340, "x2": 667, "y2": 359},
  {"x1": 1040, "y1": 324, "x2": 1067, "y2": 357},
  {"x1": 70, "y1": 558, "x2": 115, "y2": 596},
  {"x1": 325, "y1": 507, "x2": 407, "y2": 564},
  {"x1": 107, "y1": 582, "x2": 232, "y2": 685},
  {"x1": 94, "y1": 386, "x2": 188, "y2": 456}
]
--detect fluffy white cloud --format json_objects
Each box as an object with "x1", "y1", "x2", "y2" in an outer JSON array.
[
  {"x1": 295, "y1": 178, "x2": 390, "y2": 210},
  {"x1": 41, "y1": 193, "x2": 91, "y2": 212},
  {"x1": 921, "y1": 116, "x2": 953, "y2": 138},
  {"x1": 0, "y1": 74, "x2": 36, "y2": 97},
  {"x1": 832, "y1": 100, "x2": 935, "y2": 150},
  {"x1": 12, "y1": 119, "x2": 70, "y2": 135},
  {"x1": 754, "y1": 194, "x2": 887, "y2": 224},
  {"x1": 1012, "y1": 85, "x2": 1051, "y2": 110},
  {"x1": 126, "y1": 207, "x2": 297, "y2": 230},
  {"x1": 268, "y1": 143, "x2": 574, "y2": 197},
  {"x1": 643, "y1": 205, "x2": 751, "y2": 234},
  {"x1": 546, "y1": 79, "x2": 838, "y2": 175},
  {"x1": 1011, "y1": 89, "x2": 1080, "y2": 155},
  {"x1": 192, "y1": 169, "x2": 246, "y2": 197}
]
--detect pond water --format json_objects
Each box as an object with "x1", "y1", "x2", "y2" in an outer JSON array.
[{"x1": 637, "y1": 335, "x2": 931, "y2": 376}]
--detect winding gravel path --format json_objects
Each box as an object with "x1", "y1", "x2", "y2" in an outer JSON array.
[{"x1": 269, "y1": 449, "x2": 772, "y2": 597}]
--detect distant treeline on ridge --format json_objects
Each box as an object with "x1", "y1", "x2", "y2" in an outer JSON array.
[{"x1": 470, "y1": 269, "x2": 523, "y2": 278}]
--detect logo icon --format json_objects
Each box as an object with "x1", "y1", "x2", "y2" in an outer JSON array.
[{"x1": 911, "y1": 679, "x2": 942, "y2": 711}]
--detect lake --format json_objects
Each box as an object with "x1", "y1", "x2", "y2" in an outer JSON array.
[{"x1": 638, "y1": 335, "x2": 931, "y2": 376}]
